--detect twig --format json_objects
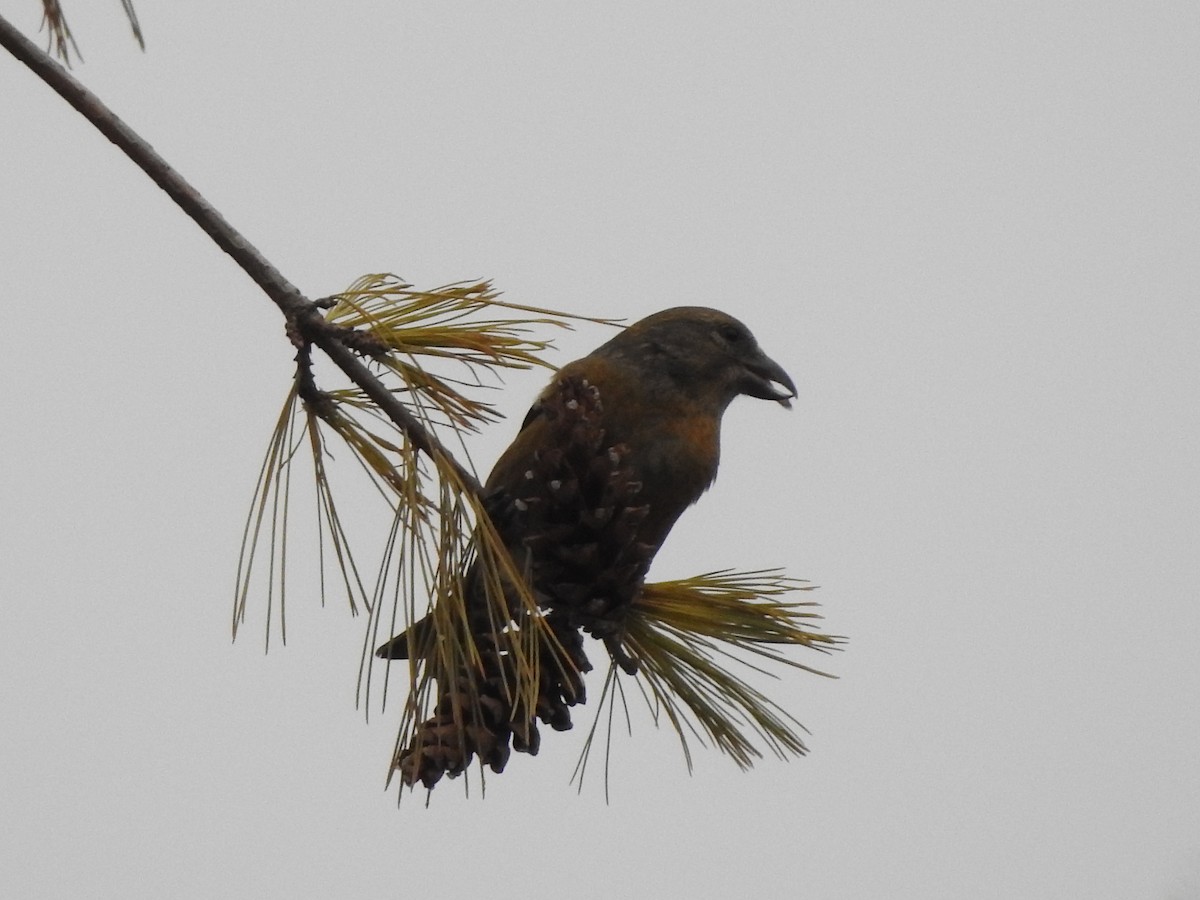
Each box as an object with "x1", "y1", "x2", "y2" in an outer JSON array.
[{"x1": 0, "y1": 14, "x2": 483, "y2": 498}]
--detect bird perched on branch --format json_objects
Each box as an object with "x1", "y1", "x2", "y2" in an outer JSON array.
[{"x1": 375, "y1": 306, "x2": 796, "y2": 787}]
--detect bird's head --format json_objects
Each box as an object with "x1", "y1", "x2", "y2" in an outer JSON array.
[{"x1": 599, "y1": 306, "x2": 797, "y2": 410}]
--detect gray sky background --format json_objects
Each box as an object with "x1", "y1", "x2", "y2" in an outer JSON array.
[{"x1": 3, "y1": 3, "x2": 1199, "y2": 898}]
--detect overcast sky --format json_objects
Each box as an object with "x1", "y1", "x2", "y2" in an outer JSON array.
[{"x1": 3, "y1": 3, "x2": 1199, "y2": 898}]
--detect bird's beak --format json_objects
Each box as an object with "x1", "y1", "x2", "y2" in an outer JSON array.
[{"x1": 741, "y1": 351, "x2": 797, "y2": 408}]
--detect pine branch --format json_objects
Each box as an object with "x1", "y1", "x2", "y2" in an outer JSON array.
[
  {"x1": 6, "y1": 16, "x2": 839, "y2": 793},
  {"x1": 1, "y1": 15, "x2": 482, "y2": 498}
]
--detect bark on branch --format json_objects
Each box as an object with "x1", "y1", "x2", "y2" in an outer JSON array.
[{"x1": 1, "y1": 14, "x2": 484, "y2": 497}]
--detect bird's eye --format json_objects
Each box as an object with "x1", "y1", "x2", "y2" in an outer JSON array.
[{"x1": 718, "y1": 324, "x2": 743, "y2": 343}]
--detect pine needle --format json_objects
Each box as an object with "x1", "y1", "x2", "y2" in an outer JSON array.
[{"x1": 609, "y1": 569, "x2": 842, "y2": 772}]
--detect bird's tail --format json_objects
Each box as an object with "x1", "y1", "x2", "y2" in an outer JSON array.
[{"x1": 374, "y1": 615, "x2": 436, "y2": 660}]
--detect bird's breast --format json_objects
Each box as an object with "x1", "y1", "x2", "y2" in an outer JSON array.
[{"x1": 607, "y1": 407, "x2": 721, "y2": 548}]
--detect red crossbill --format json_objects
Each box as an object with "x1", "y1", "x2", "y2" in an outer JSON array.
[{"x1": 377, "y1": 306, "x2": 796, "y2": 786}]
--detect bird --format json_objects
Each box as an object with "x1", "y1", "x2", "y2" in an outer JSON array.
[{"x1": 375, "y1": 306, "x2": 796, "y2": 786}]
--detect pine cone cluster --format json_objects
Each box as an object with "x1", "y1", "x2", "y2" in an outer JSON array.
[{"x1": 395, "y1": 375, "x2": 655, "y2": 788}]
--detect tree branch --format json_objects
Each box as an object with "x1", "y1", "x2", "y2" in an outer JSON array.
[{"x1": 1, "y1": 13, "x2": 484, "y2": 497}]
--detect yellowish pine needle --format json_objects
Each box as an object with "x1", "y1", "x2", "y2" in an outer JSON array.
[{"x1": 586, "y1": 570, "x2": 843, "y2": 774}]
